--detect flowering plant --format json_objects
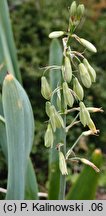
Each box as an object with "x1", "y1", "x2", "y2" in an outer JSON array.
[{"x1": 41, "y1": 1, "x2": 103, "y2": 199}]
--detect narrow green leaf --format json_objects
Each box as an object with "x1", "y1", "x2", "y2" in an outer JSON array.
[
  {"x1": 66, "y1": 149, "x2": 103, "y2": 200},
  {"x1": 0, "y1": 0, "x2": 22, "y2": 83},
  {"x1": 2, "y1": 74, "x2": 34, "y2": 199},
  {"x1": 25, "y1": 158, "x2": 38, "y2": 200},
  {"x1": 0, "y1": 114, "x2": 39, "y2": 200},
  {"x1": 0, "y1": 93, "x2": 8, "y2": 159},
  {"x1": 0, "y1": 93, "x2": 4, "y2": 116},
  {"x1": 0, "y1": 42, "x2": 7, "y2": 84},
  {"x1": 0, "y1": 118, "x2": 8, "y2": 161}
]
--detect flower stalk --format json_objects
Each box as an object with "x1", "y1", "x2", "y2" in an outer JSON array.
[{"x1": 41, "y1": 1, "x2": 102, "y2": 199}]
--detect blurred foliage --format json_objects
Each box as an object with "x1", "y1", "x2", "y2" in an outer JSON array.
[{"x1": 0, "y1": 0, "x2": 106, "y2": 197}]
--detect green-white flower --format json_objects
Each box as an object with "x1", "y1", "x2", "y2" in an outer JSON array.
[
  {"x1": 44, "y1": 124, "x2": 54, "y2": 148},
  {"x1": 54, "y1": 111, "x2": 64, "y2": 128},
  {"x1": 79, "y1": 63, "x2": 91, "y2": 88},
  {"x1": 83, "y1": 58, "x2": 96, "y2": 82},
  {"x1": 69, "y1": 1, "x2": 77, "y2": 17},
  {"x1": 45, "y1": 101, "x2": 51, "y2": 117},
  {"x1": 80, "y1": 38, "x2": 97, "y2": 53},
  {"x1": 59, "y1": 151, "x2": 68, "y2": 175},
  {"x1": 87, "y1": 118, "x2": 97, "y2": 134},
  {"x1": 62, "y1": 56, "x2": 72, "y2": 83},
  {"x1": 41, "y1": 76, "x2": 51, "y2": 100},
  {"x1": 50, "y1": 105, "x2": 64, "y2": 130},
  {"x1": 77, "y1": 4, "x2": 85, "y2": 19},
  {"x1": 50, "y1": 106, "x2": 56, "y2": 132},
  {"x1": 63, "y1": 82, "x2": 74, "y2": 108},
  {"x1": 49, "y1": 31, "x2": 64, "y2": 38},
  {"x1": 79, "y1": 102, "x2": 91, "y2": 127},
  {"x1": 73, "y1": 77, "x2": 84, "y2": 100}
]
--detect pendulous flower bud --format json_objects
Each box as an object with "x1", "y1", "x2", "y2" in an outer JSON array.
[
  {"x1": 59, "y1": 151, "x2": 68, "y2": 175},
  {"x1": 57, "y1": 89, "x2": 61, "y2": 110},
  {"x1": 63, "y1": 82, "x2": 74, "y2": 108},
  {"x1": 79, "y1": 102, "x2": 91, "y2": 127},
  {"x1": 79, "y1": 63, "x2": 91, "y2": 88},
  {"x1": 83, "y1": 58, "x2": 96, "y2": 82},
  {"x1": 44, "y1": 124, "x2": 54, "y2": 148},
  {"x1": 49, "y1": 31, "x2": 64, "y2": 39},
  {"x1": 69, "y1": 1, "x2": 77, "y2": 17},
  {"x1": 87, "y1": 118, "x2": 97, "y2": 134},
  {"x1": 80, "y1": 38, "x2": 97, "y2": 53},
  {"x1": 50, "y1": 106, "x2": 56, "y2": 132},
  {"x1": 73, "y1": 77, "x2": 84, "y2": 101},
  {"x1": 45, "y1": 101, "x2": 51, "y2": 117},
  {"x1": 62, "y1": 57, "x2": 72, "y2": 83},
  {"x1": 41, "y1": 76, "x2": 51, "y2": 100},
  {"x1": 50, "y1": 105, "x2": 64, "y2": 130},
  {"x1": 77, "y1": 4, "x2": 85, "y2": 19},
  {"x1": 54, "y1": 111, "x2": 64, "y2": 128}
]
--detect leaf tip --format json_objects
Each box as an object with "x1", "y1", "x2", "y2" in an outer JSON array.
[{"x1": 5, "y1": 74, "x2": 14, "y2": 81}]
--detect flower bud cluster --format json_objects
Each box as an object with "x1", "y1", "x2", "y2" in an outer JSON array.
[
  {"x1": 69, "y1": 1, "x2": 85, "y2": 26},
  {"x1": 43, "y1": 100, "x2": 65, "y2": 147}
]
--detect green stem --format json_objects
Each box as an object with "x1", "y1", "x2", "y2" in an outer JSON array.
[
  {"x1": 71, "y1": 133, "x2": 83, "y2": 151},
  {"x1": 58, "y1": 115, "x2": 66, "y2": 200},
  {"x1": 66, "y1": 113, "x2": 79, "y2": 132},
  {"x1": 58, "y1": 82, "x2": 66, "y2": 199},
  {"x1": 66, "y1": 132, "x2": 83, "y2": 159}
]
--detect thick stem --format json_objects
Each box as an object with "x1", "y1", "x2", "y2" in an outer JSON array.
[
  {"x1": 58, "y1": 115, "x2": 66, "y2": 200},
  {"x1": 58, "y1": 84, "x2": 66, "y2": 199},
  {"x1": 48, "y1": 39, "x2": 63, "y2": 200}
]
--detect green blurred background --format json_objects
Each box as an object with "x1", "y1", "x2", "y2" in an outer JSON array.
[{"x1": 0, "y1": 0, "x2": 106, "y2": 199}]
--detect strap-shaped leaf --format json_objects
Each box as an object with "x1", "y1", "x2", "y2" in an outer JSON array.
[
  {"x1": 25, "y1": 158, "x2": 38, "y2": 200},
  {"x1": 0, "y1": 0, "x2": 22, "y2": 83},
  {"x1": 2, "y1": 74, "x2": 35, "y2": 199},
  {"x1": 0, "y1": 117, "x2": 38, "y2": 200},
  {"x1": 0, "y1": 118, "x2": 8, "y2": 161},
  {"x1": 66, "y1": 149, "x2": 103, "y2": 200}
]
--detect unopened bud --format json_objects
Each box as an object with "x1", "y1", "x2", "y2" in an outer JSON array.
[
  {"x1": 49, "y1": 105, "x2": 64, "y2": 130},
  {"x1": 80, "y1": 158, "x2": 100, "y2": 172},
  {"x1": 49, "y1": 31, "x2": 64, "y2": 39},
  {"x1": 79, "y1": 63, "x2": 91, "y2": 88},
  {"x1": 69, "y1": 1, "x2": 77, "y2": 17},
  {"x1": 79, "y1": 102, "x2": 91, "y2": 127},
  {"x1": 83, "y1": 58, "x2": 96, "y2": 82},
  {"x1": 73, "y1": 77, "x2": 84, "y2": 100},
  {"x1": 62, "y1": 57, "x2": 72, "y2": 83},
  {"x1": 80, "y1": 38, "x2": 97, "y2": 53},
  {"x1": 54, "y1": 112, "x2": 64, "y2": 128},
  {"x1": 45, "y1": 101, "x2": 51, "y2": 117},
  {"x1": 52, "y1": 105, "x2": 64, "y2": 128},
  {"x1": 57, "y1": 90, "x2": 61, "y2": 109},
  {"x1": 77, "y1": 4, "x2": 85, "y2": 19},
  {"x1": 44, "y1": 124, "x2": 54, "y2": 148},
  {"x1": 63, "y1": 82, "x2": 74, "y2": 108},
  {"x1": 87, "y1": 118, "x2": 97, "y2": 134},
  {"x1": 50, "y1": 106, "x2": 56, "y2": 132},
  {"x1": 59, "y1": 151, "x2": 68, "y2": 175},
  {"x1": 41, "y1": 76, "x2": 51, "y2": 100}
]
